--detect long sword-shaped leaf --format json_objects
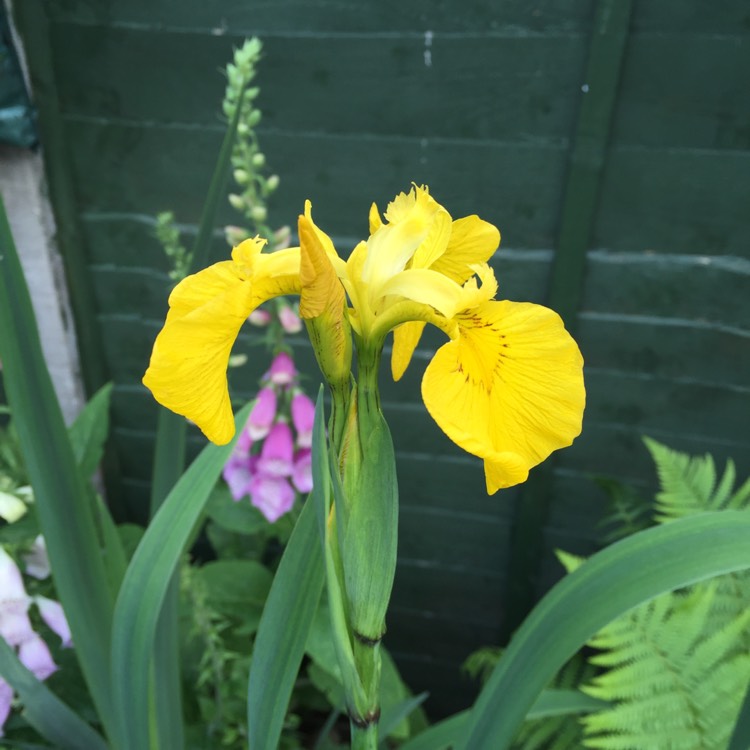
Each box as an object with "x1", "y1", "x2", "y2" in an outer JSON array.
[
  {"x1": 0, "y1": 196, "x2": 118, "y2": 742},
  {"x1": 0, "y1": 638, "x2": 107, "y2": 750},
  {"x1": 246, "y1": 389, "x2": 326, "y2": 749},
  {"x1": 110, "y1": 402, "x2": 252, "y2": 750},
  {"x1": 399, "y1": 689, "x2": 604, "y2": 750},
  {"x1": 147, "y1": 74, "x2": 248, "y2": 750},
  {"x1": 457, "y1": 511, "x2": 750, "y2": 749}
]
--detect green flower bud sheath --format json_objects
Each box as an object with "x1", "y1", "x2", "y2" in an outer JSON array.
[{"x1": 326, "y1": 341, "x2": 399, "y2": 749}]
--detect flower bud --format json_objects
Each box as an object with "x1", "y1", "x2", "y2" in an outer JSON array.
[
  {"x1": 252, "y1": 152, "x2": 266, "y2": 167},
  {"x1": 251, "y1": 205, "x2": 268, "y2": 223},
  {"x1": 233, "y1": 168, "x2": 249, "y2": 185},
  {"x1": 229, "y1": 194, "x2": 246, "y2": 211},
  {"x1": 266, "y1": 174, "x2": 280, "y2": 192}
]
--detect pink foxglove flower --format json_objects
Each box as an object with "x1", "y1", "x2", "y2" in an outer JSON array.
[
  {"x1": 292, "y1": 449, "x2": 313, "y2": 494},
  {"x1": 249, "y1": 475, "x2": 295, "y2": 523},
  {"x1": 222, "y1": 454, "x2": 258, "y2": 501},
  {"x1": 279, "y1": 304, "x2": 302, "y2": 334},
  {"x1": 247, "y1": 387, "x2": 277, "y2": 441},
  {"x1": 256, "y1": 422, "x2": 294, "y2": 478},
  {"x1": 35, "y1": 596, "x2": 72, "y2": 648},
  {"x1": 267, "y1": 351, "x2": 297, "y2": 386},
  {"x1": 23, "y1": 536, "x2": 50, "y2": 580},
  {"x1": 291, "y1": 392, "x2": 315, "y2": 449}
]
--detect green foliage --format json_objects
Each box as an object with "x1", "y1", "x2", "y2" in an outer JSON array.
[
  {"x1": 594, "y1": 476, "x2": 652, "y2": 544},
  {"x1": 644, "y1": 437, "x2": 750, "y2": 523},
  {"x1": 572, "y1": 438, "x2": 750, "y2": 749},
  {"x1": 155, "y1": 211, "x2": 191, "y2": 282},
  {"x1": 513, "y1": 656, "x2": 596, "y2": 750},
  {"x1": 462, "y1": 646, "x2": 503, "y2": 686}
]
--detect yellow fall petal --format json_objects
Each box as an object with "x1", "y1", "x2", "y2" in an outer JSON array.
[
  {"x1": 143, "y1": 238, "x2": 302, "y2": 444},
  {"x1": 421, "y1": 300, "x2": 585, "y2": 493},
  {"x1": 143, "y1": 267, "x2": 254, "y2": 445}
]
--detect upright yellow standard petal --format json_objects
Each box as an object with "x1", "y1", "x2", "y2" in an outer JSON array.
[
  {"x1": 430, "y1": 215, "x2": 500, "y2": 285},
  {"x1": 421, "y1": 300, "x2": 585, "y2": 493},
  {"x1": 142, "y1": 237, "x2": 301, "y2": 444}
]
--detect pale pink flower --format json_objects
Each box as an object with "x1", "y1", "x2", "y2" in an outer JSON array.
[
  {"x1": 222, "y1": 454, "x2": 258, "y2": 501},
  {"x1": 248, "y1": 308, "x2": 271, "y2": 327},
  {"x1": 0, "y1": 548, "x2": 33, "y2": 647},
  {"x1": 18, "y1": 635, "x2": 57, "y2": 681},
  {"x1": 266, "y1": 352, "x2": 297, "y2": 386},
  {"x1": 256, "y1": 423, "x2": 294, "y2": 478},
  {"x1": 249, "y1": 475, "x2": 295, "y2": 523},
  {"x1": 247, "y1": 387, "x2": 277, "y2": 441},
  {"x1": 35, "y1": 596, "x2": 72, "y2": 648},
  {"x1": 292, "y1": 449, "x2": 313, "y2": 494},
  {"x1": 279, "y1": 304, "x2": 302, "y2": 334},
  {"x1": 291, "y1": 392, "x2": 315, "y2": 449}
]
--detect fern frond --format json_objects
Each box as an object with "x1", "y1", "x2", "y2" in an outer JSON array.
[
  {"x1": 461, "y1": 646, "x2": 502, "y2": 685},
  {"x1": 644, "y1": 437, "x2": 749, "y2": 521},
  {"x1": 580, "y1": 581, "x2": 750, "y2": 749}
]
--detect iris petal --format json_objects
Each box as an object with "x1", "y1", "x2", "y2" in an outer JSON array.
[
  {"x1": 391, "y1": 321, "x2": 426, "y2": 381},
  {"x1": 421, "y1": 300, "x2": 585, "y2": 492},
  {"x1": 143, "y1": 246, "x2": 301, "y2": 445},
  {"x1": 431, "y1": 215, "x2": 500, "y2": 284}
]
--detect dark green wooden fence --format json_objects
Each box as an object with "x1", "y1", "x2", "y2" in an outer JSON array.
[{"x1": 13, "y1": 0, "x2": 750, "y2": 716}]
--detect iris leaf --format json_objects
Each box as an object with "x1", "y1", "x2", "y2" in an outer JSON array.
[
  {"x1": 110, "y1": 402, "x2": 252, "y2": 750},
  {"x1": 457, "y1": 512, "x2": 750, "y2": 749}
]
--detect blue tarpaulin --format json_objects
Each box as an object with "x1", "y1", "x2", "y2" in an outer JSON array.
[{"x1": 1, "y1": 4, "x2": 36, "y2": 148}]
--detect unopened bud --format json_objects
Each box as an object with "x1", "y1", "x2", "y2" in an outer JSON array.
[
  {"x1": 251, "y1": 205, "x2": 268, "y2": 223},
  {"x1": 266, "y1": 174, "x2": 280, "y2": 192},
  {"x1": 246, "y1": 110, "x2": 261, "y2": 127},
  {"x1": 229, "y1": 194, "x2": 246, "y2": 211},
  {"x1": 233, "y1": 169, "x2": 249, "y2": 185},
  {"x1": 252, "y1": 153, "x2": 266, "y2": 167}
]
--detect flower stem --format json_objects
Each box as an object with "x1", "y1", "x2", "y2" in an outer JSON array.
[{"x1": 350, "y1": 722, "x2": 378, "y2": 750}]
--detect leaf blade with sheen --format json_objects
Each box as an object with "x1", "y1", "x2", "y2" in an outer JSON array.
[{"x1": 457, "y1": 512, "x2": 750, "y2": 749}]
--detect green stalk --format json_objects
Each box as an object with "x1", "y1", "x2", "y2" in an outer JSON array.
[
  {"x1": 0, "y1": 195, "x2": 120, "y2": 746},
  {"x1": 350, "y1": 722, "x2": 378, "y2": 750}
]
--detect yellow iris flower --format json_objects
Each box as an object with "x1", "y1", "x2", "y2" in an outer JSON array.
[{"x1": 143, "y1": 185, "x2": 585, "y2": 492}]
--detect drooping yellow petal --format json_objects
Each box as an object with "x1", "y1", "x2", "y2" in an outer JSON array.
[
  {"x1": 391, "y1": 321, "x2": 426, "y2": 381},
  {"x1": 431, "y1": 215, "x2": 500, "y2": 285},
  {"x1": 143, "y1": 265, "x2": 254, "y2": 445},
  {"x1": 421, "y1": 300, "x2": 585, "y2": 493},
  {"x1": 143, "y1": 239, "x2": 302, "y2": 444}
]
